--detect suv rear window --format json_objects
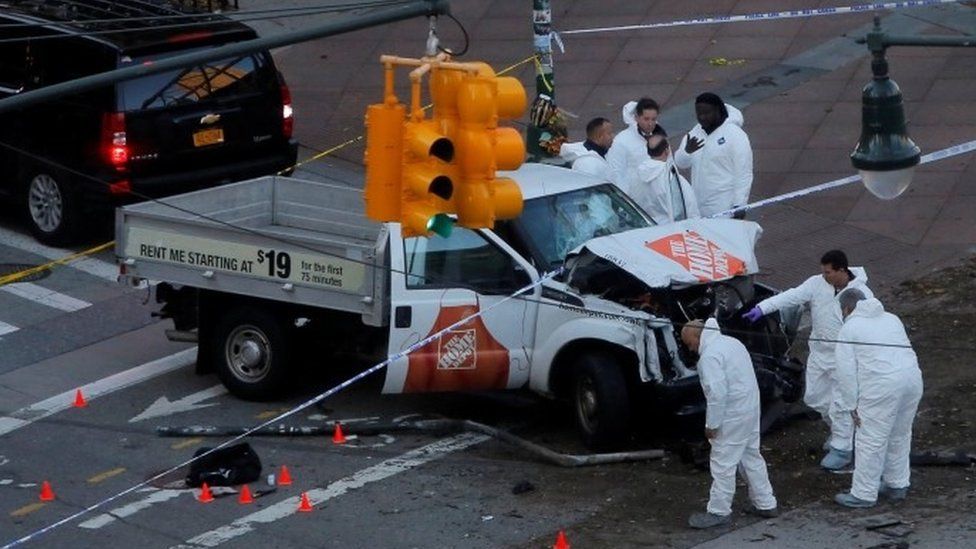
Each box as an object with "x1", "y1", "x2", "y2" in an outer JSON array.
[{"x1": 119, "y1": 51, "x2": 270, "y2": 111}]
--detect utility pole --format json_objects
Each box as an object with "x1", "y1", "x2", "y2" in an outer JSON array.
[{"x1": 526, "y1": 0, "x2": 561, "y2": 162}]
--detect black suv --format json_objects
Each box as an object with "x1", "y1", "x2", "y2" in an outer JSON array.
[{"x1": 0, "y1": 0, "x2": 298, "y2": 244}]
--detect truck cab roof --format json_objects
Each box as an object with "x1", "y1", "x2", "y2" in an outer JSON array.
[{"x1": 502, "y1": 163, "x2": 608, "y2": 201}]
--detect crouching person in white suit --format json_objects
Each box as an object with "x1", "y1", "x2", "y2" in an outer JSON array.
[
  {"x1": 559, "y1": 117, "x2": 614, "y2": 181},
  {"x1": 682, "y1": 319, "x2": 778, "y2": 529},
  {"x1": 833, "y1": 289, "x2": 924, "y2": 508}
]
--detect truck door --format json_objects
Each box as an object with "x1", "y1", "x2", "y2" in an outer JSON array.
[{"x1": 383, "y1": 224, "x2": 540, "y2": 394}]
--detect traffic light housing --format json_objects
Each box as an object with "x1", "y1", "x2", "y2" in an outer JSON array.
[
  {"x1": 364, "y1": 56, "x2": 527, "y2": 237},
  {"x1": 400, "y1": 117, "x2": 456, "y2": 237},
  {"x1": 455, "y1": 63, "x2": 527, "y2": 229}
]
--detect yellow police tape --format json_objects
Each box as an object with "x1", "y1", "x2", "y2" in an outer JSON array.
[
  {"x1": 0, "y1": 241, "x2": 115, "y2": 287},
  {"x1": 0, "y1": 56, "x2": 540, "y2": 288}
]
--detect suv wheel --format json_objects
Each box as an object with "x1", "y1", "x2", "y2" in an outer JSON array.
[
  {"x1": 572, "y1": 353, "x2": 630, "y2": 450},
  {"x1": 24, "y1": 169, "x2": 79, "y2": 246}
]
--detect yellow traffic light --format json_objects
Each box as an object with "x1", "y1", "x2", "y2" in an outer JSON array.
[
  {"x1": 454, "y1": 64, "x2": 527, "y2": 229},
  {"x1": 363, "y1": 101, "x2": 405, "y2": 221},
  {"x1": 401, "y1": 118, "x2": 456, "y2": 237},
  {"x1": 363, "y1": 55, "x2": 526, "y2": 237}
]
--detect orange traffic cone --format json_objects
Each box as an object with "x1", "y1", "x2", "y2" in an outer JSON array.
[
  {"x1": 198, "y1": 482, "x2": 214, "y2": 503},
  {"x1": 332, "y1": 423, "x2": 347, "y2": 445},
  {"x1": 39, "y1": 481, "x2": 56, "y2": 502},
  {"x1": 73, "y1": 389, "x2": 88, "y2": 408},
  {"x1": 238, "y1": 484, "x2": 254, "y2": 504},
  {"x1": 553, "y1": 530, "x2": 570, "y2": 549},
  {"x1": 278, "y1": 465, "x2": 293, "y2": 486},
  {"x1": 297, "y1": 492, "x2": 313, "y2": 513}
]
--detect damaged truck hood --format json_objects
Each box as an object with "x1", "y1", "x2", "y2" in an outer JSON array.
[{"x1": 565, "y1": 219, "x2": 763, "y2": 289}]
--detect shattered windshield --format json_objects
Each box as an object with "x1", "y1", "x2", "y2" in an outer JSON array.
[{"x1": 518, "y1": 184, "x2": 651, "y2": 269}]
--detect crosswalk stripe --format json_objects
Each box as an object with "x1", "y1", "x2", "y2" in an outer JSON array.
[{"x1": 1, "y1": 282, "x2": 91, "y2": 312}]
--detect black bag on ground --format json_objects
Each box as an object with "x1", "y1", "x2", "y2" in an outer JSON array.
[{"x1": 185, "y1": 443, "x2": 262, "y2": 487}]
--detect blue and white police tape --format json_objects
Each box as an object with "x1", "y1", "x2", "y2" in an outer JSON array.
[
  {"x1": 1, "y1": 267, "x2": 561, "y2": 549},
  {"x1": 712, "y1": 138, "x2": 976, "y2": 218},
  {"x1": 560, "y1": 0, "x2": 961, "y2": 35}
]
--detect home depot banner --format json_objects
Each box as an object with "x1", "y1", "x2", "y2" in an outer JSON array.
[{"x1": 572, "y1": 219, "x2": 762, "y2": 287}]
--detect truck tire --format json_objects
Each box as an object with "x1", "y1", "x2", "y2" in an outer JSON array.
[
  {"x1": 212, "y1": 306, "x2": 292, "y2": 401},
  {"x1": 572, "y1": 353, "x2": 630, "y2": 450}
]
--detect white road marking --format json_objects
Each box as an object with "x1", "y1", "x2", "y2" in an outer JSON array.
[
  {"x1": 173, "y1": 433, "x2": 489, "y2": 548},
  {"x1": 129, "y1": 384, "x2": 227, "y2": 423},
  {"x1": 0, "y1": 349, "x2": 196, "y2": 437},
  {"x1": 0, "y1": 479, "x2": 11, "y2": 485},
  {"x1": 0, "y1": 227, "x2": 118, "y2": 282},
  {"x1": 79, "y1": 488, "x2": 187, "y2": 530},
  {"x1": 1, "y1": 282, "x2": 91, "y2": 312},
  {"x1": 0, "y1": 321, "x2": 18, "y2": 336}
]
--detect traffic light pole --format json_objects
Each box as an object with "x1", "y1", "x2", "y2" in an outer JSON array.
[{"x1": 0, "y1": 0, "x2": 450, "y2": 115}]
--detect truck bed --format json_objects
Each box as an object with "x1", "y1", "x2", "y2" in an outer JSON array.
[{"x1": 115, "y1": 175, "x2": 388, "y2": 326}]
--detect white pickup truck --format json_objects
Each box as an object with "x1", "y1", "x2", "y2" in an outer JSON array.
[{"x1": 117, "y1": 163, "x2": 802, "y2": 448}]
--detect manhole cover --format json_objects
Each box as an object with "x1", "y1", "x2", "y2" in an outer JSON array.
[{"x1": 0, "y1": 263, "x2": 51, "y2": 283}]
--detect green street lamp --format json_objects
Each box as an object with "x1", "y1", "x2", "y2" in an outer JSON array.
[{"x1": 853, "y1": 17, "x2": 975, "y2": 199}]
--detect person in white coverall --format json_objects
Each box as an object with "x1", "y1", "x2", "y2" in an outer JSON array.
[
  {"x1": 606, "y1": 97, "x2": 666, "y2": 196},
  {"x1": 681, "y1": 319, "x2": 778, "y2": 529},
  {"x1": 832, "y1": 288, "x2": 923, "y2": 508},
  {"x1": 742, "y1": 249, "x2": 873, "y2": 471},
  {"x1": 631, "y1": 134, "x2": 700, "y2": 224},
  {"x1": 674, "y1": 93, "x2": 752, "y2": 218},
  {"x1": 559, "y1": 117, "x2": 614, "y2": 180}
]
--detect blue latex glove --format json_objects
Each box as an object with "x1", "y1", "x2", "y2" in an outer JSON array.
[{"x1": 742, "y1": 306, "x2": 763, "y2": 323}]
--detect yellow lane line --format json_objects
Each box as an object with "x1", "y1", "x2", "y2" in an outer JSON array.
[
  {"x1": 87, "y1": 467, "x2": 126, "y2": 485},
  {"x1": 11, "y1": 502, "x2": 46, "y2": 517},
  {"x1": 171, "y1": 437, "x2": 203, "y2": 450}
]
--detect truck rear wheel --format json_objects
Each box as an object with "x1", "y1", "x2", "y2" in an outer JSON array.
[
  {"x1": 212, "y1": 307, "x2": 292, "y2": 401},
  {"x1": 572, "y1": 353, "x2": 630, "y2": 450}
]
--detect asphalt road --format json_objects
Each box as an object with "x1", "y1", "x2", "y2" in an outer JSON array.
[{"x1": 1, "y1": 1, "x2": 975, "y2": 548}]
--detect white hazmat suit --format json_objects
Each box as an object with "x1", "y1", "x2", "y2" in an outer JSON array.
[
  {"x1": 835, "y1": 298, "x2": 923, "y2": 502},
  {"x1": 632, "y1": 157, "x2": 700, "y2": 224},
  {"x1": 674, "y1": 105, "x2": 752, "y2": 217},
  {"x1": 697, "y1": 318, "x2": 777, "y2": 516},
  {"x1": 606, "y1": 101, "x2": 658, "y2": 196},
  {"x1": 559, "y1": 141, "x2": 612, "y2": 181},
  {"x1": 755, "y1": 267, "x2": 873, "y2": 452}
]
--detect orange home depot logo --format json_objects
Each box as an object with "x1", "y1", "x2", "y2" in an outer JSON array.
[
  {"x1": 404, "y1": 304, "x2": 510, "y2": 392},
  {"x1": 646, "y1": 230, "x2": 746, "y2": 282}
]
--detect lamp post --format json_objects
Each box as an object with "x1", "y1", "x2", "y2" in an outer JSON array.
[{"x1": 852, "y1": 16, "x2": 975, "y2": 199}]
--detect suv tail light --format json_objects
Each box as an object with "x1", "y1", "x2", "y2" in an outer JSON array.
[
  {"x1": 280, "y1": 78, "x2": 294, "y2": 139},
  {"x1": 101, "y1": 112, "x2": 129, "y2": 171}
]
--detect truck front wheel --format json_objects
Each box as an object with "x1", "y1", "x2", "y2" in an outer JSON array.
[
  {"x1": 572, "y1": 353, "x2": 630, "y2": 450},
  {"x1": 212, "y1": 307, "x2": 292, "y2": 401}
]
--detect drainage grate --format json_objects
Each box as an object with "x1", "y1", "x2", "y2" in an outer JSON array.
[{"x1": 0, "y1": 263, "x2": 51, "y2": 283}]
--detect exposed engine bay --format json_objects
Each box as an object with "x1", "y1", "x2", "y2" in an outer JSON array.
[{"x1": 565, "y1": 251, "x2": 805, "y2": 406}]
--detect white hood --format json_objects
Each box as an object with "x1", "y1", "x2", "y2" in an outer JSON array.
[
  {"x1": 559, "y1": 141, "x2": 597, "y2": 163},
  {"x1": 566, "y1": 218, "x2": 763, "y2": 289},
  {"x1": 621, "y1": 100, "x2": 638, "y2": 127},
  {"x1": 725, "y1": 104, "x2": 744, "y2": 127},
  {"x1": 698, "y1": 317, "x2": 722, "y2": 354},
  {"x1": 849, "y1": 297, "x2": 885, "y2": 320}
]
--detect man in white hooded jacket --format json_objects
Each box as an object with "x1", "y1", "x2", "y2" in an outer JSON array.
[
  {"x1": 559, "y1": 117, "x2": 614, "y2": 180},
  {"x1": 743, "y1": 250, "x2": 872, "y2": 470},
  {"x1": 832, "y1": 289, "x2": 923, "y2": 508},
  {"x1": 674, "y1": 93, "x2": 752, "y2": 218},
  {"x1": 606, "y1": 97, "x2": 666, "y2": 195},
  {"x1": 631, "y1": 134, "x2": 701, "y2": 224},
  {"x1": 682, "y1": 318, "x2": 778, "y2": 529}
]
